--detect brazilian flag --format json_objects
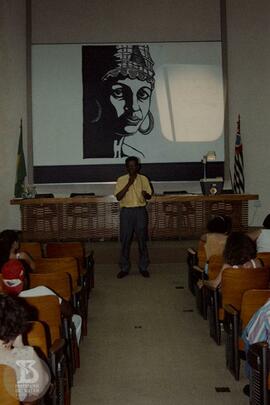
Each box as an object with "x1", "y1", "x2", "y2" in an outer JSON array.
[{"x1": 14, "y1": 120, "x2": 27, "y2": 198}]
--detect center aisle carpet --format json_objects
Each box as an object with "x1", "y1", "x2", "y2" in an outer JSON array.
[{"x1": 72, "y1": 241, "x2": 248, "y2": 405}]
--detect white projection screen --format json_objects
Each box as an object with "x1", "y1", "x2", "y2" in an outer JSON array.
[{"x1": 32, "y1": 42, "x2": 225, "y2": 183}]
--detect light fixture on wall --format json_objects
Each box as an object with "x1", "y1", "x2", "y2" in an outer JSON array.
[
  {"x1": 200, "y1": 151, "x2": 223, "y2": 195},
  {"x1": 202, "y1": 151, "x2": 216, "y2": 180}
]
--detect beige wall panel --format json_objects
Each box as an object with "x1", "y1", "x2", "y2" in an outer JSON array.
[
  {"x1": 31, "y1": 0, "x2": 221, "y2": 44},
  {"x1": 226, "y1": 0, "x2": 270, "y2": 226}
]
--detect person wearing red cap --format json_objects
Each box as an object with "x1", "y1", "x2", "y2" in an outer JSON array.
[
  {"x1": 1, "y1": 259, "x2": 82, "y2": 345},
  {"x1": 1, "y1": 259, "x2": 25, "y2": 295}
]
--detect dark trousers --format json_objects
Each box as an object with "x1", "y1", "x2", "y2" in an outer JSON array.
[{"x1": 119, "y1": 206, "x2": 150, "y2": 273}]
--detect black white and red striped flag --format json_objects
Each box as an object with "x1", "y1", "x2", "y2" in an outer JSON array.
[{"x1": 233, "y1": 115, "x2": 245, "y2": 194}]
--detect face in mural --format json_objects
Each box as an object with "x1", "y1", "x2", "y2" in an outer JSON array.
[
  {"x1": 109, "y1": 78, "x2": 153, "y2": 136},
  {"x1": 82, "y1": 44, "x2": 155, "y2": 158}
]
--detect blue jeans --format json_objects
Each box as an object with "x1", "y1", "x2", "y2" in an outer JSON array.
[{"x1": 119, "y1": 206, "x2": 150, "y2": 273}]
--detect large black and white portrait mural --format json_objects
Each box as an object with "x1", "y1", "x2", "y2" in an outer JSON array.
[
  {"x1": 31, "y1": 42, "x2": 225, "y2": 182},
  {"x1": 83, "y1": 45, "x2": 155, "y2": 159}
]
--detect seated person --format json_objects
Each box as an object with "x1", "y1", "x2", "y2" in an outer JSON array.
[
  {"x1": 0, "y1": 293, "x2": 50, "y2": 402},
  {"x1": 199, "y1": 232, "x2": 262, "y2": 289},
  {"x1": 0, "y1": 229, "x2": 35, "y2": 271},
  {"x1": 248, "y1": 213, "x2": 270, "y2": 252},
  {"x1": 1, "y1": 259, "x2": 82, "y2": 346},
  {"x1": 242, "y1": 297, "x2": 270, "y2": 397},
  {"x1": 200, "y1": 215, "x2": 232, "y2": 261}
]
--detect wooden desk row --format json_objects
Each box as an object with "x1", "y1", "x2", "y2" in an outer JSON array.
[{"x1": 10, "y1": 194, "x2": 258, "y2": 242}]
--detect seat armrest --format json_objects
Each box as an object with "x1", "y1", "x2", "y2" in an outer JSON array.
[
  {"x1": 250, "y1": 341, "x2": 268, "y2": 350},
  {"x1": 50, "y1": 338, "x2": 65, "y2": 354},
  {"x1": 223, "y1": 304, "x2": 238, "y2": 316},
  {"x1": 204, "y1": 284, "x2": 217, "y2": 292},
  {"x1": 247, "y1": 341, "x2": 269, "y2": 367},
  {"x1": 86, "y1": 250, "x2": 94, "y2": 270},
  {"x1": 73, "y1": 285, "x2": 82, "y2": 295},
  {"x1": 73, "y1": 286, "x2": 84, "y2": 308},
  {"x1": 49, "y1": 338, "x2": 66, "y2": 377},
  {"x1": 193, "y1": 265, "x2": 204, "y2": 273}
]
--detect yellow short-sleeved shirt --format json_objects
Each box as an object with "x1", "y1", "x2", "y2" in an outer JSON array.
[{"x1": 114, "y1": 174, "x2": 152, "y2": 208}]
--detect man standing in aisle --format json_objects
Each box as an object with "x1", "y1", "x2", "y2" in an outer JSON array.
[{"x1": 115, "y1": 156, "x2": 153, "y2": 279}]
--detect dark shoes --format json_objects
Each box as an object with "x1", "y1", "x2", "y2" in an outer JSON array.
[
  {"x1": 117, "y1": 270, "x2": 150, "y2": 278},
  {"x1": 117, "y1": 271, "x2": 129, "y2": 279},
  {"x1": 243, "y1": 384, "x2": 250, "y2": 397},
  {"x1": 140, "y1": 270, "x2": 150, "y2": 278}
]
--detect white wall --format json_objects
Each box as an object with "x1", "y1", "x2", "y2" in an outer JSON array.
[
  {"x1": 2, "y1": 0, "x2": 270, "y2": 229},
  {"x1": 0, "y1": 0, "x2": 27, "y2": 229},
  {"x1": 226, "y1": 0, "x2": 270, "y2": 226},
  {"x1": 29, "y1": 0, "x2": 223, "y2": 198}
]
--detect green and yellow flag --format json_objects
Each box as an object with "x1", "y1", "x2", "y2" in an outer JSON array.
[{"x1": 14, "y1": 120, "x2": 27, "y2": 198}]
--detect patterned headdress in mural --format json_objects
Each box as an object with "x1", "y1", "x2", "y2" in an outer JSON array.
[{"x1": 102, "y1": 45, "x2": 155, "y2": 89}]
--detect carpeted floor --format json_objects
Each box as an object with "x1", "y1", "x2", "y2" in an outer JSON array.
[{"x1": 72, "y1": 241, "x2": 248, "y2": 405}]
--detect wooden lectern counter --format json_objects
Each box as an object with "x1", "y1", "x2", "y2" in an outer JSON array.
[{"x1": 11, "y1": 194, "x2": 258, "y2": 242}]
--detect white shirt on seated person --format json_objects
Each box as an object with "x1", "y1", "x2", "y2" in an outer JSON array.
[
  {"x1": 0, "y1": 335, "x2": 51, "y2": 402},
  {"x1": 19, "y1": 286, "x2": 82, "y2": 345}
]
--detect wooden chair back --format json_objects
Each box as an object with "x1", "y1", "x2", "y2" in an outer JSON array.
[
  {"x1": 24, "y1": 321, "x2": 49, "y2": 359},
  {"x1": 257, "y1": 252, "x2": 270, "y2": 268},
  {"x1": 29, "y1": 272, "x2": 72, "y2": 302},
  {"x1": 208, "y1": 255, "x2": 223, "y2": 280},
  {"x1": 197, "y1": 240, "x2": 206, "y2": 269},
  {"x1": 222, "y1": 267, "x2": 269, "y2": 311},
  {"x1": 35, "y1": 257, "x2": 79, "y2": 291},
  {"x1": 0, "y1": 365, "x2": 19, "y2": 405},
  {"x1": 20, "y1": 242, "x2": 42, "y2": 259},
  {"x1": 241, "y1": 289, "x2": 270, "y2": 329},
  {"x1": 23, "y1": 295, "x2": 61, "y2": 345},
  {"x1": 46, "y1": 242, "x2": 85, "y2": 268}
]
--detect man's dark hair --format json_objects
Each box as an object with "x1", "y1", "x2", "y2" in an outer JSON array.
[
  {"x1": 207, "y1": 215, "x2": 232, "y2": 234},
  {"x1": 125, "y1": 156, "x2": 140, "y2": 166},
  {"x1": 0, "y1": 230, "x2": 20, "y2": 271},
  {"x1": 0, "y1": 294, "x2": 29, "y2": 343},
  {"x1": 0, "y1": 230, "x2": 19, "y2": 247},
  {"x1": 223, "y1": 232, "x2": 257, "y2": 266},
  {"x1": 0, "y1": 239, "x2": 11, "y2": 270}
]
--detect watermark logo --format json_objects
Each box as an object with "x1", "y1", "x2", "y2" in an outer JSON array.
[
  {"x1": 16, "y1": 360, "x2": 39, "y2": 384},
  {"x1": 15, "y1": 359, "x2": 44, "y2": 400},
  {"x1": 3, "y1": 358, "x2": 50, "y2": 402}
]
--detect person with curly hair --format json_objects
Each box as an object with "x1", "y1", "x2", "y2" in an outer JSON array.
[
  {"x1": 0, "y1": 293, "x2": 50, "y2": 401},
  {"x1": 200, "y1": 232, "x2": 262, "y2": 289}
]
